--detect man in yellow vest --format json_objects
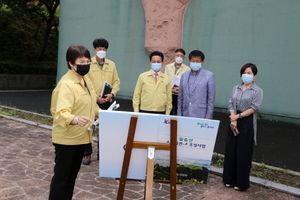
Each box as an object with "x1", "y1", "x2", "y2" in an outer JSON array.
[
  {"x1": 164, "y1": 48, "x2": 190, "y2": 115},
  {"x1": 83, "y1": 38, "x2": 120, "y2": 165}
]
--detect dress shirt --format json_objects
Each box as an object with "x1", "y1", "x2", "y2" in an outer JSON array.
[
  {"x1": 188, "y1": 69, "x2": 201, "y2": 95},
  {"x1": 228, "y1": 83, "x2": 263, "y2": 144}
]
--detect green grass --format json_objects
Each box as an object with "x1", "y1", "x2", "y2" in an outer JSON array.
[
  {"x1": 0, "y1": 106, "x2": 52, "y2": 126},
  {"x1": 212, "y1": 153, "x2": 300, "y2": 189}
]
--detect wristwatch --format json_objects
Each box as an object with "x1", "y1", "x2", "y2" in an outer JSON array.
[{"x1": 239, "y1": 113, "x2": 243, "y2": 119}]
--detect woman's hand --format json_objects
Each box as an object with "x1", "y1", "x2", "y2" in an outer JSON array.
[
  {"x1": 229, "y1": 113, "x2": 239, "y2": 122},
  {"x1": 75, "y1": 116, "x2": 92, "y2": 127},
  {"x1": 230, "y1": 120, "x2": 237, "y2": 130}
]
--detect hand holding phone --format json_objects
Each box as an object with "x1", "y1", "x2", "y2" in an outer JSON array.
[
  {"x1": 230, "y1": 123, "x2": 240, "y2": 136},
  {"x1": 232, "y1": 128, "x2": 240, "y2": 136}
]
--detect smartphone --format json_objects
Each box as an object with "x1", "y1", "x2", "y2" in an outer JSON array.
[{"x1": 232, "y1": 128, "x2": 240, "y2": 136}]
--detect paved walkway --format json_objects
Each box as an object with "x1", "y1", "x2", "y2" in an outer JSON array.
[{"x1": 0, "y1": 117, "x2": 300, "y2": 200}]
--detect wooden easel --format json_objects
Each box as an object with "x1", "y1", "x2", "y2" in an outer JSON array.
[{"x1": 117, "y1": 115, "x2": 177, "y2": 200}]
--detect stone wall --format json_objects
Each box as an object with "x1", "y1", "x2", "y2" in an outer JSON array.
[{"x1": 0, "y1": 74, "x2": 56, "y2": 90}]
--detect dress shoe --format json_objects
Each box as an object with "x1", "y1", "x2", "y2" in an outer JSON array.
[{"x1": 82, "y1": 155, "x2": 91, "y2": 165}]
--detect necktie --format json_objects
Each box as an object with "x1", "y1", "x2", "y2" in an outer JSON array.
[{"x1": 154, "y1": 73, "x2": 158, "y2": 82}]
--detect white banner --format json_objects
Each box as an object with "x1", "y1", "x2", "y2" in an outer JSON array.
[{"x1": 98, "y1": 110, "x2": 219, "y2": 183}]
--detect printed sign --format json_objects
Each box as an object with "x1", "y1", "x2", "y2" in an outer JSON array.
[{"x1": 98, "y1": 110, "x2": 219, "y2": 184}]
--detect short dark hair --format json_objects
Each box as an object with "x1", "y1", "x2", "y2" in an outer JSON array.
[
  {"x1": 93, "y1": 38, "x2": 109, "y2": 49},
  {"x1": 240, "y1": 63, "x2": 258, "y2": 76},
  {"x1": 66, "y1": 45, "x2": 91, "y2": 69},
  {"x1": 175, "y1": 48, "x2": 185, "y2": 55},
  {"x1": 149, "y1": 51, "x2": 164, "y2": 61},
  {"x1": 188, "y1": 50, "x2": 205, "y2": 61}
]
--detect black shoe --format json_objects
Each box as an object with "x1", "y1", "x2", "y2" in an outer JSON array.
[{"x1": 82, "y1": 155, "x2": 91, "y2": 165}]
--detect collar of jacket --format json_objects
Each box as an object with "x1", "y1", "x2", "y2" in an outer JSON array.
[
  {"x1": 67, "y1": 69, "x2": 81, "y2": 83},
  {"x1": 237, "y1": 82, "x2": 258, "y2": 90},
  {"x1": 147, "y1": 69, "x2": 165, "y2": 77},
  {"x1": 91, "y1": 56, "x2": 109, "y2": 66}
]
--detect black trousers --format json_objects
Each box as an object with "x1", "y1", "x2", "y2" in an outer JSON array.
[
  {"x1": 170, "y1": 94, "x2": 178, "y2": 115},
  {"x1": 49, "y1": 143, "x2": 86, "y2": 200},
  {"x1": 223, "y1": 115, "x2": 254, "y2": 190},
  {"x1": 83, "y1": 101, "x2": 111, "y2": 157},
  {"x1": 139, "y1": 110, "x2": 165, "y2": 114}
]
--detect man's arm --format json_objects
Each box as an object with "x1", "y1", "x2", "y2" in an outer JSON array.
[
  {"x1": 165, "y1": 81, "x2": 172, "y2": 115},
  {"x1": 132, "y1": 75, "x2": 142, "y2": 112},
  {"x1": 110, "y1": 66, "x2": 120, "y2": 96},
  {"x1": 205, "y1": 73, "x2": 216, "y2": 119},
  {"x1": 177, "y1": 75, "x2": 185, "y2": 116}
]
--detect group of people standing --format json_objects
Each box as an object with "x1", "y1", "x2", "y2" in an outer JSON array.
[
  {"x1": 133, "y1": 48, "x2": 216, "y2": 120},
  {"x1": 48, "y1": 38, "x2": 263, "y2": 199}
]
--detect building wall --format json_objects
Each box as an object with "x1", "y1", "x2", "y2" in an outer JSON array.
[{"x1": 57, "y1": 0, "x2": 300, "y2": 123}]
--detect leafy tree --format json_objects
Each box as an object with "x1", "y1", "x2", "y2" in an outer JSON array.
[{"x1": 0, "y1": 0, "x2": 59, "y2": 62}]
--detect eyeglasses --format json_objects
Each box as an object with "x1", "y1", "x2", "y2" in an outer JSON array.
[
  {"x1": 76, "y1": 58, "x2": 91, "y2": 65},
  {"x1": 175, "y1": 54, "x2": 184, "y2": 58}
]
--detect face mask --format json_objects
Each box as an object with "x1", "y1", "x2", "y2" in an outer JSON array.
[
  {"x1": 190, "y1": 62, "x2": 202, "y2": 71},
  {"x1": 151, "y1": 63, "x2": 162, "y2": 72},
  {"x1": 241, "y1": 74, "x2": 254, "y2": 84},
  {"x1": 96, "y1": 50, "x2": 106, "y2": 59},
  {"x1": 76, "y1": 64, "x2": 90, "y2": 76},
  {"x1": 175, "y1": 57, "x2": 183, "y2": 64}
]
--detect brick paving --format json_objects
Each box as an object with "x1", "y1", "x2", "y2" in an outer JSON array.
[{"x1": 0, "y1": 118, "x2": 299, "y2": 199}]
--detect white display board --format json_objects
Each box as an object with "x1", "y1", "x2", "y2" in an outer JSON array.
[{"x1": 98, "y1": 110, "x2": 219, "y2": 182}]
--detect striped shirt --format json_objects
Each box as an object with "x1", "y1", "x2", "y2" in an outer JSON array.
[
  {"x1": 228, "y1": 83, "x2": 263, "y2": 144},
  {"x1": 188, "y1": 69, "x2": 200, "y2": 95}
]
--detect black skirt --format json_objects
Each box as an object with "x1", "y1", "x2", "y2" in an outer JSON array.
[{"x1": 222, "y1": 114, "x2": 254, "y2": 190}]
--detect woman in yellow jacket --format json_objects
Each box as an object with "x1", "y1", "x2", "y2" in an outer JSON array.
[{"x1": 49, "y1": 45, "x2": 99, "y2": 200}]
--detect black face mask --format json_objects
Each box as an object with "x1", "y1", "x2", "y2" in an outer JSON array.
[{"x1": 76, "y1": 64, "x2": 90, "y2": 76}]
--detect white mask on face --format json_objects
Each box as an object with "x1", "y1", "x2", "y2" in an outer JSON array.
[
  {"x1": 190, "y1": 62, "x2": 202, "y2": 71},
  {"x1": 96, "y1": 51, "x2": 106, "y2": 59},
  {"x1": 241, "y1": 74, "x2": 254, "y2": 84},
  {"x1": 175, "y1": 57, "x2": 183, "y2": 64},
  {"x1": 151, "y1": 63, "x2": 162, "y2": 72}
]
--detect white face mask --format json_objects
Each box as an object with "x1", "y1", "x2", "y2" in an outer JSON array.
[
  {"x1": 175, "y1": 57, "x2": 183, "y2": 64},
  {"x1": 190, "y1": 62, "x2": 202, "y2": 71},
  {"x1": 96, "y1": 50, "x2": 106, "y2": 59},
  {"x1": 241, "y1": 74, "x2": 254, "y2": 84},
  {"x1": 151, "y1": 63, "x2": 162, "y2": 72}
]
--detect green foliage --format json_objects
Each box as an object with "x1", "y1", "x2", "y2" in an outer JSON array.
[
  {"x1": 259, "y1": 162, "x2": 268, "y2": 169},
  {"x1": 0, "y1": 0, "x2": 59, "y2": 63},
  {"x1": 257, "y1": 111, "x2": 263, "y2": 119},
  {"x1": 0, "y1": 60, "x2": 56, "y2": 75},
  {"x1": 154, "y1": 163, "x2": 209, "y2": 184},
  {"x1": 212, "y1": 154, "x2": 224, "y2": 168},
  {"x1": 181, "y1": 178, "x2": 204, "y2": 184}
]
